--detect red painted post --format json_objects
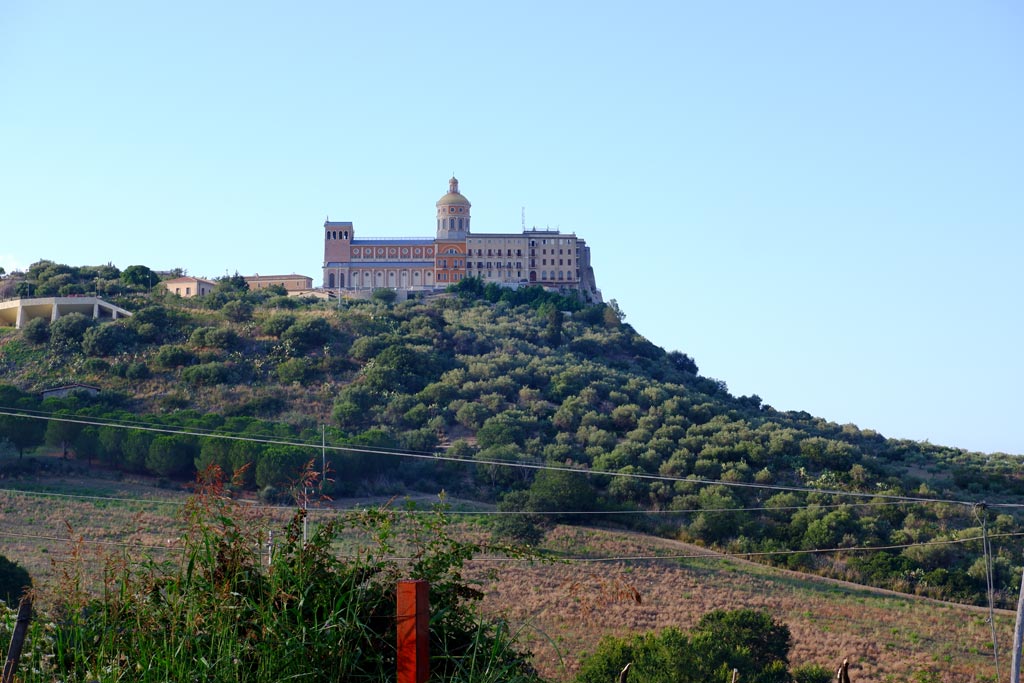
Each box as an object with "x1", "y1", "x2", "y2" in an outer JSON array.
[{"x1": 397, "y1": 580, "x2": 429, "y2": 683}]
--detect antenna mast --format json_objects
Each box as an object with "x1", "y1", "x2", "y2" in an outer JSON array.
[{"x1": 521, "y1": 207, "x2": 525, "y2": 232}]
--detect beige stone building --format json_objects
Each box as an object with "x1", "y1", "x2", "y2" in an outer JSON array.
[
  {"x1": 322, "y1": 178, "x2": 600, "y2": 301},
  {"x1": 162, "y1": 276, "x2": 216, "y2": 298},
  {"x1": 244, "y1": 274, "x2": 313, "y2": 293}
]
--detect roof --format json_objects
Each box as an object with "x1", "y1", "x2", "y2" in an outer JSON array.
[
  {"x1": 436, "y1": 192, "x2": 471, "y2": 206},
  {"x1": 437, "y1": 176, "x2": 471, "y2": 206},
  {"x1": 351, "y1": 238, "x2": 434, "y2": 245},
  {"x1": 162, "y1": 276, "x2": 216, "y2": 285},
  {"x1": 327, "y1": 261, "x2": 434, "y2": 268},
  {"x1": 42, "y1": 383, "x2": 101, "y2": 394},
  {"x1": 324, "y1": 220, "x2": 353, "y2": 227},
  {"x1": 245, "y1": 274, "x2": 312, "y2": 281}
]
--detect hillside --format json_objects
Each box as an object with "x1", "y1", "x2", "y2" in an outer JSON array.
[{"x1": 1, "y1": 261, "x2": 1023, "y2": 610}]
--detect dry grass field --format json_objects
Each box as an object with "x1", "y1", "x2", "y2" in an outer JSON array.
[
  {"x1": 473, "y1": 526, "x2": 1010, "y2": 682},
  {"x1": 0, "y1": 470, "x2": 1012, "y2": 683}
]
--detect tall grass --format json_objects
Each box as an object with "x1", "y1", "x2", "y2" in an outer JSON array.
[{"x1": 5, "y1": 468, "x2": 542, "y2": 682}]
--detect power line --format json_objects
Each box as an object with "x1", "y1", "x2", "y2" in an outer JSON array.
[
  {"x1": 0, "y1": 486, "x2": 913, "y2": 516},
  {"x1": 0, "y1": 407, "x2": 985, "y2": 508},
  {"x1": 2, "y1": 528, "x2": 1021, "y2": 565}
]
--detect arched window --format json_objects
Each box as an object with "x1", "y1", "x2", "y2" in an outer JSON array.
[
  {"x1": 458, "y1": 218, "x2": 463, "y2": 230},
  {"x1": 449, "y1": 218, "x2": 455, "y2": 230},
  {"x1": 328, "y1": 273, "x2": 335, "y2": 288},
  {"x1": 343, "y1": 231, "x2": 348, "y2": 239},
  {"x1": 339, "y1": 273, "x2": 345, "y2": 287}
]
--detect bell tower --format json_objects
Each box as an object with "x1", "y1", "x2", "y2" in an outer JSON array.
[{"x1": 436, "y1": 176, "x2": 471, "y2": 240}]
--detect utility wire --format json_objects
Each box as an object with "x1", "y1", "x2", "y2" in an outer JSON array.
[
  {"x1": 0, "y1": 408, "x2": 985, "y2": 507},
  {"x1": 0, "y1": 486, "x2": 913, "y2": 515},
  {"x1": 2, "y1": 528, "x2": 1022, "y2": 565}
]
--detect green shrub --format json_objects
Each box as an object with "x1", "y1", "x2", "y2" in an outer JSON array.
[
  {"x1": 21, "y1": 317, "x2": 49, "y2": 344},
  {"x1": 261, "y1": 312, "x2": 296, "y2": 337},
  {"x1": 281, "y1": 316, "x2": 332, "y2": 352},
  {"x1": 793, "y1": 664, "x2": 833, "y2": 683},
  {"x1": 221, "y1": 299, "x2": 254, "y2": 323},
  {"x1": 81, "y1": 358, "x2": 110, "y2": 373},
  {"x1": 190, "y1": 326, "x2": 238, "y2": 350},
  {"x1": 125, "y1": 362, "x2": 150, "y2": 380},
  {"x1": 576, "y1": 609, "x2": 792, "y2": 683},
  {"x1": 182, "y1": 362, "x2": 231, "y2": 386},
  {"x1": 82, "y1": 323, "x2": 137, "y2": 356},
  {"x1": 154, "y1": 344, "x2": 197, "y2": 369},
  {"x1": 0, "y1": 555, "x2": 31, "y2": 606},
  {"x1": 276, "y1": 357, "x2": 310, "y2": 384},
  {"x1": 49, "y1": 312, "x2": 96, "y2": 351},
  {"x1": 20, "y1": 490, "x2": 540, "y2": 683}
]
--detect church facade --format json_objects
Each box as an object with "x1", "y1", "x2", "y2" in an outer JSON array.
[{"x1": 322, "y1": 178, "x2": 600, "y2": 301}]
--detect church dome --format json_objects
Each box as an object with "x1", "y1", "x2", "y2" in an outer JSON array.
[{"x1": 436, "y1": 176, "x2": 471, "y2": 207}]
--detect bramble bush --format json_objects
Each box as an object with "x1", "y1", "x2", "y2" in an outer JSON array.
[{"x1": 15, "y1": 470, "x2": 541, "y2": 683}]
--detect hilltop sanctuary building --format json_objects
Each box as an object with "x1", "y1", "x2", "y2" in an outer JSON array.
[{"x1": 322, "y1": 178, "x2": 600, "y2": 301}]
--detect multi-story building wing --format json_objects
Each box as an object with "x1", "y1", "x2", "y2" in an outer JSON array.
[
  {"x1": 322, "y1": 177, "x2": 600, "y2": 301},
  {"x1": 466, "y1": 233, "x2": 528, "y2": 284},
  {"x1": 323, "y1": 222, "x2": 436, "y2": 292}
]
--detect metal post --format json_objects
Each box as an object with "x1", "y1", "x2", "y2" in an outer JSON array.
[
  {"x1": 397, "y1": 580, "x2": 429, "y2": 683},
  {"x1": 1011, "y1": 553, "x2": 1024, "y2": 683}
]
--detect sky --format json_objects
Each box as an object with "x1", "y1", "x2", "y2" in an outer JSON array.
[{"x1": 1, "y1": 2, "x2": 1022, "y2": 455}]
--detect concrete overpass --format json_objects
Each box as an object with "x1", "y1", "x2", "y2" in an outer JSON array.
[{"x1": 0, "y1": 297, "x2": 132, "y2": 329}]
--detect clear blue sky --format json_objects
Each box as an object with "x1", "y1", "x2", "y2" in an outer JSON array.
[{"x1": 2, "y1": 2, "x2": 1022, "y2": 455}]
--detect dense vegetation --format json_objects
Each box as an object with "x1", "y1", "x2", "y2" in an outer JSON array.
[{"x1": 1, "y1": 260, "x2": 1023, "y2": 610}]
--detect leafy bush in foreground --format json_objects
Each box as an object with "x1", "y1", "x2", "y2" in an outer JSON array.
[
  {"x1": 575, "y1": 609, "x2": 792, "y2": 683},
  {"x1": 16, "y1": 473, "x2": 540, "y2": 683}
]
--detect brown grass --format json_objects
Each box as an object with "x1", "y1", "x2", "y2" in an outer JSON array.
[{"x1": 471, "y1": 526, "x2": 1009, "y2": 683}]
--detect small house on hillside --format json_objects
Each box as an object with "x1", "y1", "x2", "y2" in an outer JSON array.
[
  {"x1": 162, "y1": 276, "x2": 216, "y2": 298},
  {"x1": 244, "y1": 274, "x2": 313, "y2": 293}
]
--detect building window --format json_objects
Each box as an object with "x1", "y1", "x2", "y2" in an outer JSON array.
[
  {"x1": 186, "y1": 287, "x2": 191, "y2": 295},
  {"x1": 458, "y1": 218, "x2": 463, "y2": 230},
  {"x1": 175, "y1": 288, "x2": 180, "y2": 295},
  {"x1": 328, "y1": 273, "x2": 335, "y2": 288}
]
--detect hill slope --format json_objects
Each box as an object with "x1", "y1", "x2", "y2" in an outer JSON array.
[{"x1": 1, "y1": 264, "x2": 1022, "y2": 608}]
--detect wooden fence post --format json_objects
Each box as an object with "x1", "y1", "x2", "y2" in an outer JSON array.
[
  {"x1": 836, "y1": 658, "x2": 851, "y2": 683},
  {"x1": 2, "y1": 595, "x2": 32, "y2": 683},
  {"x1": 397, "y1": 580, "x2": 429, "y2": 683}
]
